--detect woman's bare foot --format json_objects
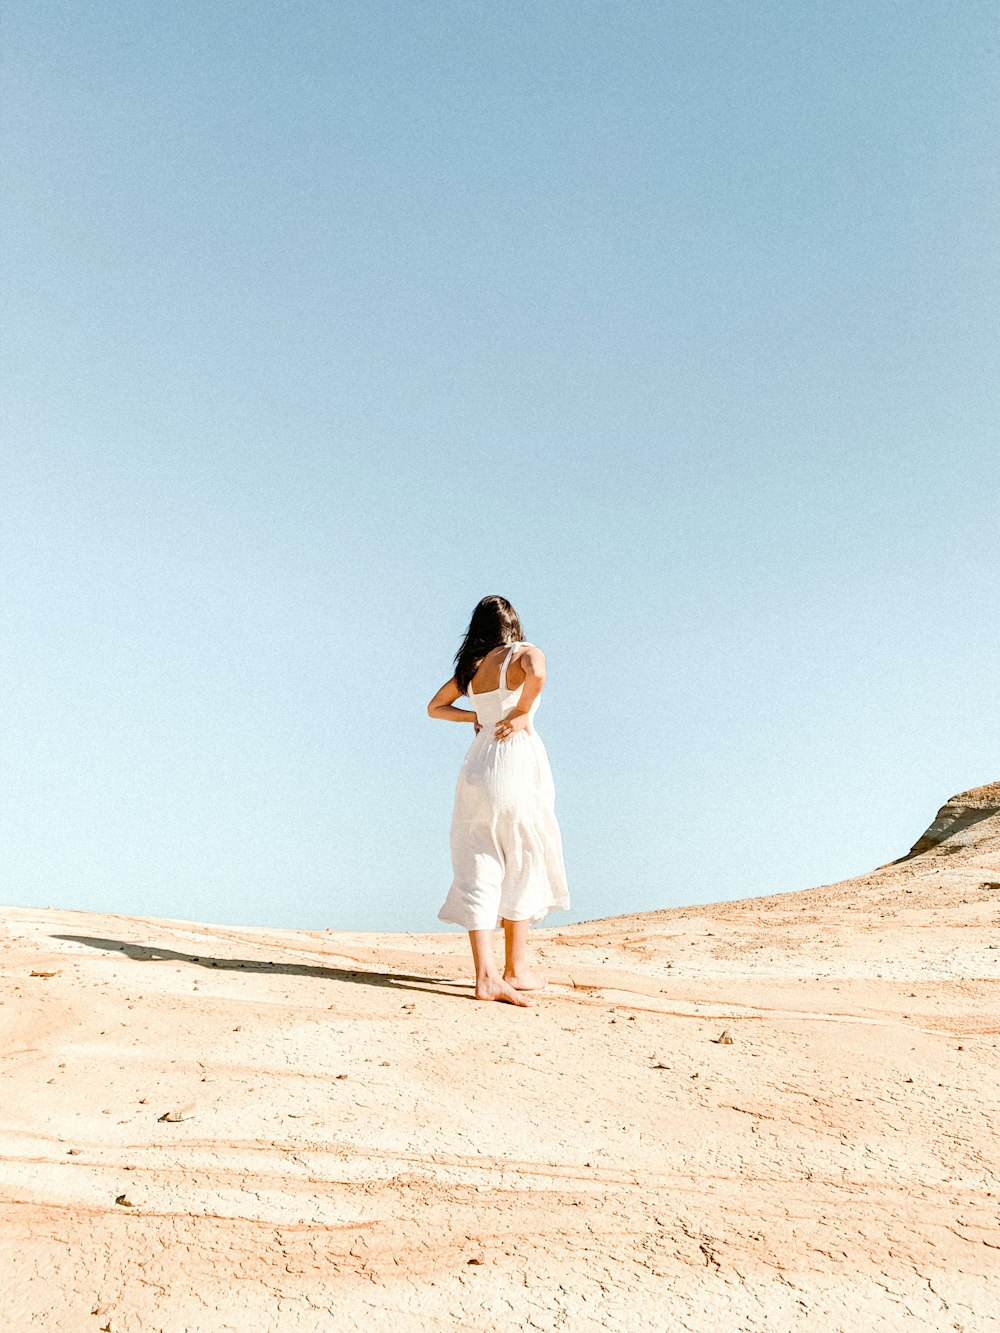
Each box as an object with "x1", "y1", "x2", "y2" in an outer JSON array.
[
  {"x1": 502, "y1": 967, "x2": 548, "y2": 990},
  {"x1": 474, "y1": 976, "x2": 534, "y2": 1006}
]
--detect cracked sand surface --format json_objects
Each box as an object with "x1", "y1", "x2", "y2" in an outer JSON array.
[{"x1": 2, "y1": 784, "x2": 999, "y2": 1331}]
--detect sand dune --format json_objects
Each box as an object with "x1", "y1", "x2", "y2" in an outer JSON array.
[{"x1": 3, "y1": 785, "x2": 999, "y2": 1331}]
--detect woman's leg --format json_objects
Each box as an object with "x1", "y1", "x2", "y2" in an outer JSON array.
[
  {"x1": 468, "y1": 928, "x2": 532, "y2": 1006},
  {"x1": 500, "y1": 918, "x2": 548, "y2": 989}
]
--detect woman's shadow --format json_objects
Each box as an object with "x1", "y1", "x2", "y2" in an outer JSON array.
[{"x1": 52, "y1": 935, "x2": 469, "y2": 998}]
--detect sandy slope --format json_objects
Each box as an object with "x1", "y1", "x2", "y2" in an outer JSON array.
[{"x1": 2, "y1": 786, "x2": 999, "y2": 1332}]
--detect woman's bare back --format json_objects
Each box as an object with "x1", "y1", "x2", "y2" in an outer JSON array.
[{"x1": 468, "y1": 643, "x2": 528, "y2": 694}]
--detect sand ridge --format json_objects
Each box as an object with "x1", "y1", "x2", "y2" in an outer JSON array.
[{"x1": 2, "y1": 785, "x2": 999, "y2": 1331}]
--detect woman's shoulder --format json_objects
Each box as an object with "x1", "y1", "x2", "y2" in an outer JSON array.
[{"x1": 514, "y1": 640, "x2": 545, "y2": 662}]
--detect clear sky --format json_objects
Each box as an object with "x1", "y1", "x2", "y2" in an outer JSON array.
[{"x1": 2, "y1": 1, "x2": 998, "y2": 934}]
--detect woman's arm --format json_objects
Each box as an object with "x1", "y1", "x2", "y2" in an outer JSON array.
[
  {"x1": 495, "y1": 645, "x2": 546, "y2": 740},
  {"x1": 427, "y1": 677, "x2": 478, "y2": 725}
]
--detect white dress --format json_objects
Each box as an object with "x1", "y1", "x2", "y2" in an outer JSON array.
[{"x1": 437, "y1": 641, "x2": 570, "y2": 931}]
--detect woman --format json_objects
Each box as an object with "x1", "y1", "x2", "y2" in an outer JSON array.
[{"x1": 427, "y1": 595, "x2": 570, "y2": 1007}]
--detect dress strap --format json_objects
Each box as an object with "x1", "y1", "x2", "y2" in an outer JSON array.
[{"x1": 500, "y1": 641, "x2": 520, "y2": 692}]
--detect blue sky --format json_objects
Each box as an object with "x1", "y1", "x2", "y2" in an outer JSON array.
[{"x1": 2, "y1": 1, "x2": 998, "y2": 933}]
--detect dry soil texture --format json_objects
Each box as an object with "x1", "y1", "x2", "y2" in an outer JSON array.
[{"x1": 2, "y1": 784, "x2": 999, "y2": 1331}]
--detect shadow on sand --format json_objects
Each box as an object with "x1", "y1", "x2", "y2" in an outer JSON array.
[{"x1": 51, "y1": 935, "x2": 470, "y2": 999}]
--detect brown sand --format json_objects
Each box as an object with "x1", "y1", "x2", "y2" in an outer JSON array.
[{"x1": 2, "y1": 785, "x2": 998, "y2": 1331}]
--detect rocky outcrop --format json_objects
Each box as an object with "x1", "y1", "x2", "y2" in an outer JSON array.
[{"x1": 895, "y1": 781, "x2": 1000, "y2": 864}]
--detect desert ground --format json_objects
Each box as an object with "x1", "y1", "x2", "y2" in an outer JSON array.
[{"x1": 2, "y1": 784, "x2": 998, "y2": 1332}]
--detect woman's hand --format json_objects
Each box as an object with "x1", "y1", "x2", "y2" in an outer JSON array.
[{"x1": 494, "y1": 711, "x2": 530, "y2": 742}]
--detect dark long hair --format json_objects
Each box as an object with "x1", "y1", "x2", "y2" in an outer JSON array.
[{"x1": 453, "y1": 596, "x2": 524, "y2": 695}]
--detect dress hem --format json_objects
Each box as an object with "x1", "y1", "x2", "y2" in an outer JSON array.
[{"x1": 436, "y1": 899, "x2": 569, "y2": 931}]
